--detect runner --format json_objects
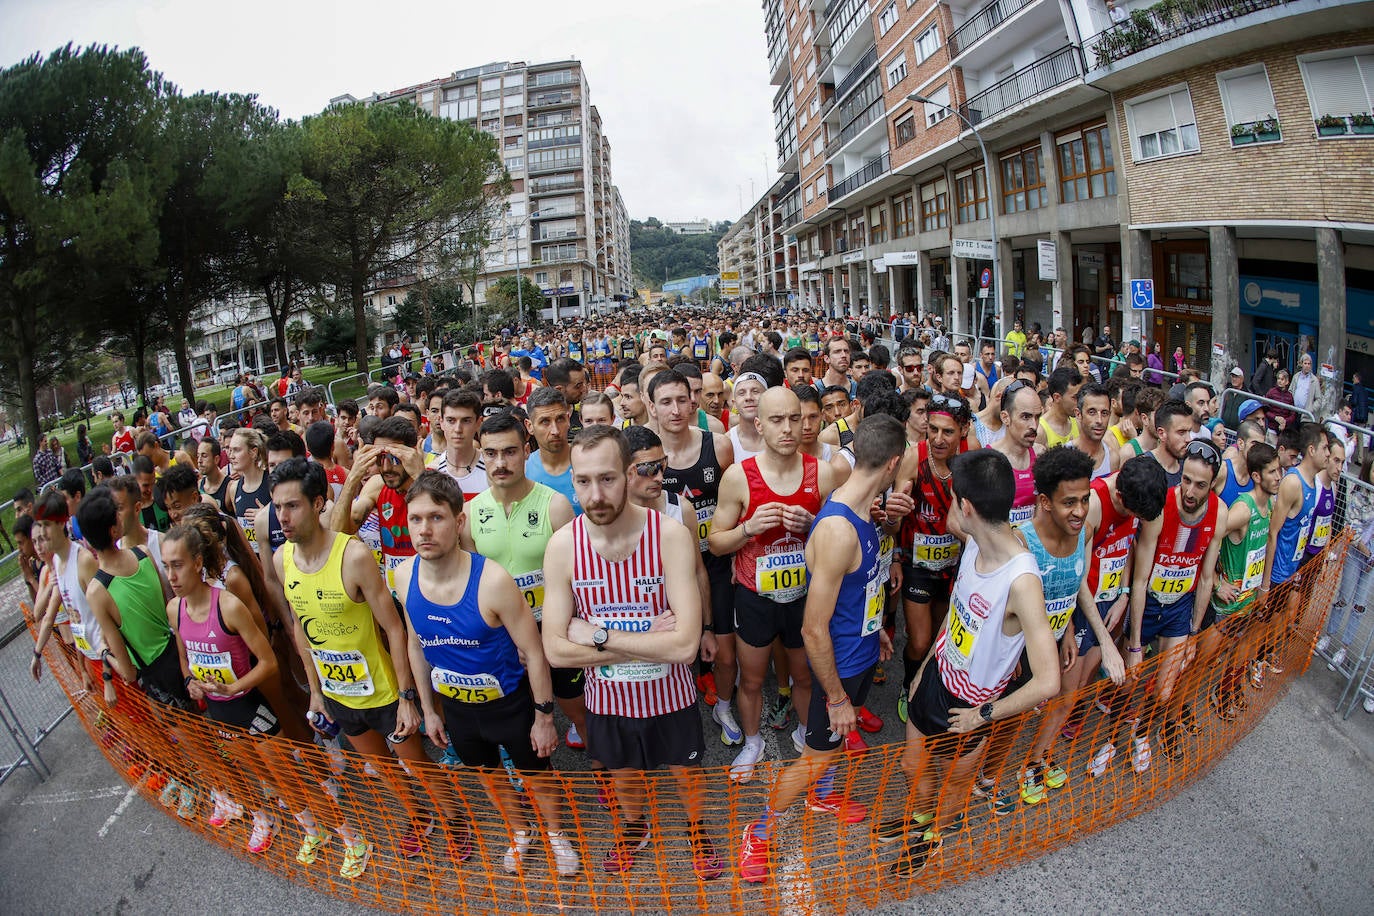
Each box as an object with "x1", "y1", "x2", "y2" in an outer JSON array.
[
  {"x1": 431, "y1": 389, "x2": 488, "y2": 501},
  {"x1": 1147, "y1": 399, "x2": 1194, "y2": 488},
  {"x1": 990, "y1": 380, "x2": 1042, "y2": 528},
  {"x1": 615, "y1": 364, "x2": 649, "y2": 428},
  {"x1": 1035, "y1": 366, "x2": 1083, "y2": 448},
  {"x1": 710, "y1": 386, "x2": 836, "y2": 780},
  {"x1": 224, "y1": 428, "x2": 272, "y2": 539},
  {"x1": 271, "y1": 458, "x2": 431, "y2": 877},
  {"x1": 1218, "y1": 419, "x2": 1267, "y2": 505},
  {"x1": 727, "y1": 371, "x2": 769, "y2": 463},
  {"x1": 197, "y1": 438, "x2": 230, "y2": 510},
  {"x1": 784, "y1": 347, "x2": 816, "y2": 393},
  {"x1": 30, "y1": 492, "x2": 104, "y2": 688},
  {"x1": 397, "y1": 470, "x2": 579, "y2": 875},
  {"x1": 885, "y1": 449, "x2": 1059, "y2": 875},
  {"x1": 330, "y1": 416, "x2": 423, "y2": 598},
  {"x1": 1261, "y1": 422, "x2": 1327, "y2": 596},
  {"x1": 739, "y1": 415, "x2": 906, "y2": 883},
  {"x1": 820, "y1": 336, "x2": 856, "y2": 397},
  {"x1": 540, "y1": 425, "x2": 722, "y2": 879},
  {"x1": 1073, "y1": 383, "x2": 1118, "y2": 479},
  {"x1": 525, "y1": 387, "x2": 581, "y2": 514}
]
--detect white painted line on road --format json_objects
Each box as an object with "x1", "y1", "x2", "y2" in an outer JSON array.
[
  {"x1": 19, "y1": 785, "x2": 126, "y2": 806},
  {"x1": 97, "y1": 786, "x2": 138, "y2": 838}
]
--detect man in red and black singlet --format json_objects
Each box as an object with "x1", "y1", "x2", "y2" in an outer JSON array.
[
  {"x1": 330, "y1": 416, "x2": 420, "y2": 598},
  {"x1": 894, "y1": 393, "x2": 974, "y2": 705},
  {"x1": 710, "y1": 387, "x2": 836, "y2": 782}
]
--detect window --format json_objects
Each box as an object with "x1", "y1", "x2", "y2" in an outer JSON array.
[
  {"x1": 893, "y1": 192, "x2": 915, "y2": 238},
  {"x1": 1000, "y1": 144, "x2": 1047, "y2": 213},
  {"x1": 535, "y1": 271, "x2": 549, "y2": 286},
  {"x1": 810, "y1": 94, "x2": 821, "y2": 115},
  {"x1": 816, "y1": 174, "x2": 828, "y2": 196},
  {"x1": 801, "y1": 147, "x2": 812, "y2": 167},
  {"x1": 1057, "y1": 123, "x2": 1117, "y2": 201},
  {"x1": 793, "y1": 43, "x2": 803, "y2": 61},
  {"x1": 1298, "y1": 51, "x2": 1374, "y2": 128},
  {"x1": 887, "y1": 53, "x2": 908, "y2": 89},
  {"x1": 802, "y1": 19, "x2": 813, "y2": 42},
  {"x1": 1126, "y1": 86, "x2": 1200, "y2": 160},
  {"x1": 800, "y1": 110, "x2": 809, "y2": 130},
  {"x1": 923, "y1": 85, "x2": 950, "y2": 127},
  {"x1": 895, "y1": 113, "x2": 917, "y2": 146},
  {"x1": 813, "y1": 134, "x2": 825, "y2": 156},
  {"x1": 955, "y1": 166, "x2": 988, "y2": 222},
  {"x1": 869, "y1": 204, "x2": 888, "y2": 244},
  {"x1": 805, "y1": 185, "x2": 815, "y2": 204},
  {"x1": 879, "y1": 1, "x2": 899, "y2": 35},
  {"x1": 914, "y1": 24, "x2": 941, "y2": 64},
  {"x1": 482, "y1": 78, "x2": 502, "y2": 92},
  {"x1": 504, "y1": 73, "x2": 524, "y2": 88},
  {"x1": 806, "y1": 57, "x2": 817, "y2": 80},
  {"x1": 920, "y1": 178, "x2": 948, "y2": 231},
  {"x1": 504, "y1": 156, "x2": 524, "y2": 171},
  {"x1": 1218, "y1": 66, "x2": 1281, "y2": 143}
]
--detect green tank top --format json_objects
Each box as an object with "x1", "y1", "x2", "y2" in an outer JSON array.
[
  {"x1": 282, "y1": 533, "x2": 398, "y2": 709},
  {"x1": 468, "y1": 483, "x2": 556, "y2": 622},
  {"x1": 1215, "y1": 491, "x2": 1270, "y2": 615},
  {"x1": 98, "y1": 549, "x2": 171, "y2": 669}
]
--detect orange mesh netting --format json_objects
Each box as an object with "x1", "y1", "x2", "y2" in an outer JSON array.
[{"x1": 25, "y1": 532, "x2": 1346, "y2": 915}]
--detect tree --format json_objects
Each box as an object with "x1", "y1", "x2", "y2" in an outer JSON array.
[
  {"x1": 484, "y1": 275, "x2": 546, "y2": 330},
  {"x1": 306, "y1": 308, "x2": 378, "y2": 369},
  {"x1": 286, "y1": 319, "x2": 308, "y2": 361},
  {"x1": 0, "y1": 44, "x2": 168, "y2": 453},
  {"x1": 288, "y1": 101, "x2": 508, "y2": 375},
  {"x1": 395, "y1": 279, "x2": 466, "y2": 341}
]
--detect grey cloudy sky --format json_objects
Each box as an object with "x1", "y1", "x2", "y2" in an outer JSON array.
[{"x1": 1, "y1": 0, "x2": 778, "y2": 223}]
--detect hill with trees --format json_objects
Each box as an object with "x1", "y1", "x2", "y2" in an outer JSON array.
[{"x1": 630, "y1": 217, "x2": 729, "y2": 288}]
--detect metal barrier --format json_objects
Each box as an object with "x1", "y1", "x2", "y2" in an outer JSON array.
[
  {"x1": 1217, "y1": 386, "x2": 1317, "y2": 433},
  {"x1": 0, "y1": 605, "x2": 74, "y2": 785}
]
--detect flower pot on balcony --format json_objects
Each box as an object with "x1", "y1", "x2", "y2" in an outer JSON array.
[
  {"x1": 1353, "y1": 124, "x2": 1374, "y2": 135},
  {"x1": 1318, "y1": 124, "x2": 1348, "y2": 136},
  {"x1": 1255, "y1": 129, "x2": 1281, "y2": 142},
  {"x1": 1231, "y1": 132, "x2": 1256, "y2": 145}
]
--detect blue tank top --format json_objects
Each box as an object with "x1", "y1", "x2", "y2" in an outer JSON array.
[
  {"x1": 404, "y1": 553, "x2": 525, "y2": 702},
  {"x1": 526, "y1": 453, "x2": 581, "y2": 515},
  {"x1": 812, "y1": 501, "x2": 883, "y2": 678},
  {"x1": 1272, "y1": 467, "x2": 1318, "y2": 585},
  {"x1": 1219, "y1": 456, "x2": 1254, "y2": 506},
  {"x1": 1019, "y1": 517, "x2": 1087, "y2": 642}
]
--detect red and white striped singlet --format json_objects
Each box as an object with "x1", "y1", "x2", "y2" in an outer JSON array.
[{"x1": 572, "y1": 509, "x2": 697, "y2": 718}]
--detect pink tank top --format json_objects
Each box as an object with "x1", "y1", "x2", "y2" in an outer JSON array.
[
  {"x1": 1009, "y1": 449, "x2": 1037, "y2": 527},
  {"x1": 178, "y1": 587, "x2": 252, "y2": 700}
]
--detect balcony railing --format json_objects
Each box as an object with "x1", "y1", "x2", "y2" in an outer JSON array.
[
  {"x1": 529, "y1": 175, "x2": 581, "y2": 195},
  {"x1": 527, "y1": 135, "x2": 581, "y2": 151},
  {"x1": 835, "y1": 44, "x2": 879, "y2": 102},
  {"x1": 527, "y1": 154, "x2": 582, "y2": 175},
  {"x1": 530, "y1": 71, "x2": 575, "y2": 88},
  {"x1": 532, "y1": 112, "x2": 579, "y2": 128},
  {"x1": 530, "y1": 206, "x2": 584, "y2": 220},
  {"x1": 827, "y1": 152, "x2": 890, "y2": 203},
  {"x1": 535, "y1": 227, "x2": 583, "y2": 241},
  {"x1": 947, "y1": 0, "x2": 1038, "y2": 57},
  {"x1": 839, "y1": 97, "x2": 885, "y2": 145},
  {"x1": 529, "y1": 92, "x2": 578, "y2": 110},
  {"x1": 1085, "y1": 0, "x2": 1293, "y2": 70},
  {"x1": 959, "y1": 45, "x2": 1081, "y2": 124},
  {"x1": 530, "y1": 248, "x2": 585, "y2": 266}
]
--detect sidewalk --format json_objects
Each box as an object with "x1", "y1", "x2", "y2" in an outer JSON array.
[{"x1": 0, "y1": 661, "x2": 1370, "y2": 914}]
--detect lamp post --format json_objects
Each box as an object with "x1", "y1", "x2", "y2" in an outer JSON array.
[{"x1": 908, "y1": 93, "x2": 1002, "y2": 345}]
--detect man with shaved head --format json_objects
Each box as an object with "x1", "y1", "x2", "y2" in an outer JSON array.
[{"x1": 709, "y1": 386, "x2": 838, "y2": 783}]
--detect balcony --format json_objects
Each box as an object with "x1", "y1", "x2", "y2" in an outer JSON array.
[
  {"x1": 839, "y1": 96, "x2": 885, "y2": 145},
  {"x1": 834, "y1": 44, "x2": 879, "y2": 102},
  {"x1": 1084, "y1": 0, "x2": 1294, "y2": 70},
  {"x1": 532, "y1": 112, "x2": 579, "y2": 128},
  {"x1": 530, "y1": 248, "x2": 585, "y2": 266},
  {"x1": 529, "y1": 91, "x2": 578, "y2": 110},
  {"x1": 527, "y1": 155, "x2": 583, "y2": 175},
  {"x1": 527, "y1": 135, "x2": 581, "y2": 151},
  {"x1": 529, "y1": 175, "x2": 581, "y2": 196},
  {"x1": 948, "y1": 0, "x2": 1039, "y2": 57},
  {"x1": 828, "y1": 152, "x2": 890, "y2": 203},
  {"x1": 535, "y1": 226, "x2": 584, "y2": 242},
  {"x1": 959, "y1": 45, "x2": 1081, "y2": 124},
  {"x1": 530, "y1": 71, "x2": 575, "y2": 88},
  {"x1": 530, "y1": 206, "x2": 584, "y2": 220}
]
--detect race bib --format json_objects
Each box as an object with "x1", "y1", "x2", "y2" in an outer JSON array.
[
  {"x1": 1149, "y1": 563, "x2": 1197, "y2": 605},
  {"x1": 943, "y1": 597, "x2": 977, "y2": 670},
  {"x1": 1311, "y1": 516, "x2": 1332, "y2": 549},
  {"x1": 238, "y1": 517, "x2": 257, "y2": 544},
  {"x1": 861, "y1": 577, "x2": 883, "y2": 637},
  {"x1": 1241, "y1": 545, "x2": 1266, "y2": 592},
  {"x1": 693, "y1": 343, "x2": 708, "y2": 359},
  {"x1": 189, "y1": 649, "x2": 236, "y2": 687},
  {"x1": 69, "y1": 621, "x2": 97, "y2": 658},
  {"x1": 912, "y1": 532, "x2": 959, "y2": 570},
  {"x1": 594, "y1": 660, "x2": 669, "y2": 682},
  {"x1": 431, "y1": 668, "x2": 504, "y2": 704},
  {"x1": 1045, "y1": 594, "x2": 1076, "y2": 640},
  {"x1": 514, "y1": 570, "x2": 545, "y2": 622},
  {"x1": 878, "y1": 533, "x2": 896, "y2": 578},
  {"x1": 384, "y1": 552, "x2": 409, "y2": 596},
  {"x1": 1009, "y1": 504, "x2": 1035, "y2": 528},
  {"x1": 310, "y1": 648, "x2": 375, "y2": 698},
  {"x1": 1096, "y1": 554, "x2": 1128, "y2": 603},
  {"x1": 695, "y1": 505, "x2": 713, "y2": 552},
  {"x1": 756, "y1": 549, "x2": 808, "y2": 602}
]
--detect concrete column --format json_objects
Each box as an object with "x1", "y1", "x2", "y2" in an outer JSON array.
[
  {"x1": 888, "y1": 265, "x2": 900, "y2": 318},
  {"x1": 997, "y1": 236, "x2": 1015, "y2": 346},
  {"x1": 1209, "y1": 226, "x2": 1240, "y2": 394},
  {"x1": 952, "y1": 259, "x2": 969, "y2": 341},
  {"x1": 1315, "y1": 227, "x2": 1346, "y2": 417},
  {"x1": 1051, "y1": 229, "x2": 1072, "y2": 335},
  {"x1": 1122, "y1": 227, "x2": 1154, "y2": 351},
  {"x1": 917, "y1": 252, "x2": 933, "y2": 319}
]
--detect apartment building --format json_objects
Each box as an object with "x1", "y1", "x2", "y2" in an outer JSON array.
[
  {"x1": 719, "y1": 174, "x2": 803, "y2": 309},
  {"x1": 758, "y1": 0, "x2": 1373, "y2": 392},
  {"x1": 665, "y1": 219, "x2": 714, "y2": 235},
  {"x1": 335, "y1": 59, "x2": 634, "y2": 322}
]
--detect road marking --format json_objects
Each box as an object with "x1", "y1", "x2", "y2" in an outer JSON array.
[
  {"x1": 19, "y1": 785, "x2": 126, "y2": 806},
  {"x1": 98, "y1": 786, "x2": 139, "y2": 838}
]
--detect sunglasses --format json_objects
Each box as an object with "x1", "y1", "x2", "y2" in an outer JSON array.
[
  {"x1": 1184, "y1": 439, "x2": 1221, "y2": 466},
  {"x1": 1001, "y1": 379, "x2": 1033, "y2": 403},
  {"x1": 901, "y1": 363, "x2": 923, "y2": 372},
  {"x1": 633, "y1": 458, "x2": 667, "y2": 478}
]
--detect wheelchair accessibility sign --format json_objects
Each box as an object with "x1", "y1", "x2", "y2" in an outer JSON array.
[{"x1": 1130, "y1": 279, "x2": 1155, "y2": 310}]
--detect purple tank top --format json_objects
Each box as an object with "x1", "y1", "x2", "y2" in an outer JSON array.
[
  {"x1": 1306, "y1": 480, "x2": 1336, "y2": 557},
  {"x1": 178, "y1": 587, "x2": 252, "y2": 700}
]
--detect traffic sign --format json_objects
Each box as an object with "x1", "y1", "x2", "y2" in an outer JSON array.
[
  {"x1": 1130, "y1": 279, "x2": 1155, "y2": 310},
  {"x1": 979, "y1": 268, "x2": 992, "y2": 290}
]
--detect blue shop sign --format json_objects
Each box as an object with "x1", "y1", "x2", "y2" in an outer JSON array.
[{"x1": 1240, "y1": 275, "x2": 1374, "y2": 334}]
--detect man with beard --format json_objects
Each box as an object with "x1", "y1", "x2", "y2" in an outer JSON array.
[
  {"x1": 1073, "y1": 383, "x2": 1117, "y2": 480},
  {"x1": 991, "y1": 381, "x2": 1042, "y2": 528},
  {"x1": 525, "y1": 387, "x2": 581, "y2": 514},
  {"x1": 1184, "y1": 381, "x2": 1215, "y2": 441},
  {"x1": 1148, "y1": 400, "x2": 1194, "y2": 489},
  {"x1": 330, "y1": 416, "x2": 423, "y2": 599}
]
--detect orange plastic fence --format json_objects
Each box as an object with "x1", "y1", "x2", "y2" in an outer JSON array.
[{"x1": 28, "y1": 533, "x2": 1345, "y2": 915}]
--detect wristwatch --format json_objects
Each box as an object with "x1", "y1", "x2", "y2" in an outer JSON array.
[
  {"x1": 592, "y1": 627, "x2": 609, "y2": 652},
  {"x1": 534, "y1": 700, "x2": 555, "y2": 715},
  {"x1": 979, "y1": 702, "x2": 995, "y2": 723},
  {"x1": 398, "y1": 688, "x2": 418, "y2": 702}
]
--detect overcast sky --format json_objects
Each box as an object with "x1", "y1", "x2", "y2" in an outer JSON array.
[{"x1": 1, "y1": 0, "x2": 778, "y2": 223}]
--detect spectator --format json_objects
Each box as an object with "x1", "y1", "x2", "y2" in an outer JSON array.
[
  {"x1": 1265, "y1": 368, "x2": 1296, "y2": 435},
  {"x1": 31, "y1": 440, "x2": 61, "y2": 488},
  {"x1": 1351, "y1": 370, "x2": 1368, "y2": 426},
  {"x1": 76, "y1": 424, "x2": 93, "y2": 467},
  {"x1": 1292, "y1": 352, "x2": 1318, "y2": 412},
  {"x1": 1172, "y1": 346, "x2": 1186, "y2": 373},
  {"x1": 1251, "y1": 348, "x2": 1279, "y2": 399},
  {"x1": 1146, "y1": 341, "x2": 1165, "y2": 386}
]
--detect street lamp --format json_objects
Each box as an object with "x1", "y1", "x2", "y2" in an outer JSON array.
[{"x1": 908, "y1": 92, "x2": 1002, "y2": 345}]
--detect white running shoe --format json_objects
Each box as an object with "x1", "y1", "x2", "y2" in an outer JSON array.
[
  {"x1": 1329, "y1": 647, "x2": 1347, "y2": 671},
  {"x1": 730, "y1": 739, "x2": 766, "y2": 783},
  {"x1": 1088, "y1": 742, "x2": 1116, "y2": 778},
  {"x1": 548, "y1": 831, "x2": 581, "y2": 876},
  {"x1": 1131, "y1": 735, "x2": 1152, "y2": 773},
  {"x1": 1316, "y1": 634, "x2": 1331, "y2": 655},
  {"x1": 791, "y1": 723, "x2": 806, "y2": 754},
  {"x1": 1364, "y1": 696, "x2": 1374, "y2": 714},
  {"x1": 713, "y1": 702, "x2": 744, "y2": 746},
  {"x1": 503, "y1": 829, "x2": 534, "y2": 874},
  {"x1": 247, "y1": 813, "x2": 278, "y2": 854}
]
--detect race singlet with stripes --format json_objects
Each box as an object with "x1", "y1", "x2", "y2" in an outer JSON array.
[{"x1": 936, "y1": 538, "x2": 1039, "y2": 704}]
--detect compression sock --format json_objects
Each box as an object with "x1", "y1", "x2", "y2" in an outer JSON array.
[
  {"x1": 751, "y1": 807, "x2": 777, "y2": 840},
  {"x1": 813, "y1": 766, "x2": 838, "y2": 800},
  {"x1": 904, "y1": 655, "x2": 920, "y2": 691}
]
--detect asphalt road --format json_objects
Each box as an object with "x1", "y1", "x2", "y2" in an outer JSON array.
[{"x1": 1, "y1": 652, "x2": 1371, "y2": 915}]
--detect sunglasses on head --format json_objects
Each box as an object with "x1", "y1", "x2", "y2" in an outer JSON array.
[
  {"x1": 1184, "y1": 439, "x2": 1221, "y2": 466},
  {"x1": 633, "y1": 458, "x2": 667, "y2": 478}
]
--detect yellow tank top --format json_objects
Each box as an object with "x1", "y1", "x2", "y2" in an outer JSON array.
[
  {"x1": 282, "y1": 532, "x2": 397, "y2": 709},
  {"x1": 1107, "y1": 424, "x2": 1129, "y2": 449},
  {"x1": 1040, "y1": 415, "x2": 1080, "y2": 448}
]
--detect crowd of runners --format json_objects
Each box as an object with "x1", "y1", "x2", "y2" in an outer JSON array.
[{"x1": 14, "y1": 307, "x2": 1357, "y2": 885}]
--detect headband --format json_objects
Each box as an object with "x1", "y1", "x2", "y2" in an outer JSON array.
[{"x1": 735, "y1": 372, "x2": 768, "y2": 390}]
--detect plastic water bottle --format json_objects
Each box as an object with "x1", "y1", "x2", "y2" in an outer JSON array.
[{"x1": 307, "y1": 711, "x2": 340, "y2": 739}]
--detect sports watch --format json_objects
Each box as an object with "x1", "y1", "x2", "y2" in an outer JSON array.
[
  {"x1": 592, "y1": 627, "x2": 610, "y2": 651},
  {"x1": 534, "y1": 700, "x2": 556, "y2": 715},
  {"x1": 979, "y1": 702, "x2": 995, "y2": 723},
  {"x1": 398, "y1": 688, "x2": 418, "y2": 702}
]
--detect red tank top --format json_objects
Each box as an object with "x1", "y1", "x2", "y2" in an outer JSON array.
[
  {"x1": 1086, "y1": 476, "x2": 1139, "y2": 603},
  {"x1": 377, "y1": 485, "x2": 415, "y2": 594},
  {"x1": 902, "y1": 440, "x2": 964, "y2": 571},
  {"x1": 571, "y1": 510, "x2": 696, "y2": 718},
  {"x1": 734, "y1": 454, "x2": 822, "y2": 601},
  {"x1": 1147, "y1": 488, "x2": 1221, "y2": 605}
]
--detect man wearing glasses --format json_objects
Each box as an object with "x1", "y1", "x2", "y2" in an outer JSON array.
[
  {"x1": 1126, "y1": 437, "x2": 1226, "y2": 764},
  {"x1": 897, "y1": 349, "x2": 925, "y2": 393}
]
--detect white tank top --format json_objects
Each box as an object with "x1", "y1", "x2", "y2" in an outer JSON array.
[
  {"x1": 935, "y1": 537, "x2": 1039, "y2": 704},
  {"x1": 660, "y1": 491, "x2": 685, "y2": 525},
  {"x1": 729, "y1": 425, "x2": 764, "y2": 464},
  {"x1": 56, "y1": 541, "x2": 104, "y2": 660},
  {"x1": 119, "y1": 529, "x2": 164, "y2": 577}
]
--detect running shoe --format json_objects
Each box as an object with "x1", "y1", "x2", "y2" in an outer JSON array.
[
  {"x1": 502, "y1": 829, "x2": 534, "y2": 874},
  {"x1": 892, "y1": 828, "x2": 942, "y2": 878},
  {"x1": 1315, "y1": 634, "x2": 1331, "y2": 655},
  {"x1": 439, "y1": 743, "x2": 463, "y2": 767},
  {"x1": 764, "y1": 694, "x2": 792, "y2": 730},
  {"x1": 1088, "y1": 742, "x2": 1117, "y2": 778},
  {"x1": 791, "y1": 722, "x2": 807, "y2": 754},
  {"x1": 159, "y1": 778, "x2": 181, "y2": 808},
  {"x1": 729, "y1": 740, "x2": 765, "y2": 783},
  {"x1": 875, "y1": 810, "x2": 934, "y2": 843},
  {"x1": 565, "y1": 725, "x2": 585, "y2": 750},
  {"x1": 1043, "y1": 761, "x2": 1068, "y2": 790},
  {"x1": 1248, "y1": 660, "x2": 1266, "y2": 690},
  {"x1": 712, "y1": 702, "x2": 743, "y2": 746},
  {"x1": 872, "y1": 662, "x2": 887, "y2": 686},
  {"x1": 1158, "y1": 720, "x2": 1182, "y2": 762},
  {"x1": 1179, "y1": 703, "x2": 1199, "y2": 736},
  {"x1": 855, "y1": 705, "x2": 883, "y2": 733},
  {"x1": 296, "y1": 830, "x2": 330, "y2": 865},
  {"x1": 208, "y1": 792, "x2": 243, "y2": 827},
  {"x1": 398, "y1": 819, "x2": 434, "y2": 858},
  {"x1": 806, "y1": 792, "x2": 868, "y2": 824},
  {"x1": 1328, "y1": 647, "x2": 1347, "y2": 671},
  {"x1": 1020, "y1": 765, "x2": 1047, "y2": 806},
  {"x1": 738, "y1": 827, "x2": 772, "y2": 884},
  {"x1": 448, "y1": 827, "x2": 473, "y2": 864},
  {"x1": 843, "y1": 731, "x2": 868, "y2": 753},
  {"x1": 696, "y1": 672, "x2": 718, "y2": 707},
  {"x1": 1264, "y1": 653, "x2": 1284, "y2": 675},
  {"x1": 340, "y1": 840, "x2": 371, "y2": 880},
  {"x1": 176, "y1": 784, "x2": 197, "y2": 820},
  {"x1": 594, "y1": 770, "x2": 615, "y2": 808},
  {"x1": 689, "y1": 829, "x2": 723, "y2": 880},
  {"x1": 896, "y1": 694, "x2": 909, "y2": 725},
  {"x1": 602, "y1": 820, "x2": 650, "y2": 874},
  {"x1": 1095, "y1": 698, "x2": 1114, "y2": 717},
  {"x1": 1131, "y1": 735, "x2": 1152, "y2": 773},
  {"x1": 1210, "y1": 685, "x2": 1241, "y2": 722},
  {"x1": 972, "y1": 776, "x2": 1017, "y2": 817},
  {"x1": 549, "y1": 831, "x2": 581, "y2": 877},
  {"x1": 1364, "y1": 696, "x2": 1374, "y2": 714},
  {"x1": 247, "y1": 814, "x2": 278, "y2": 854},
  {"x1": 1060, "y1": 717, "x2": 1083, "y2": 741}
]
